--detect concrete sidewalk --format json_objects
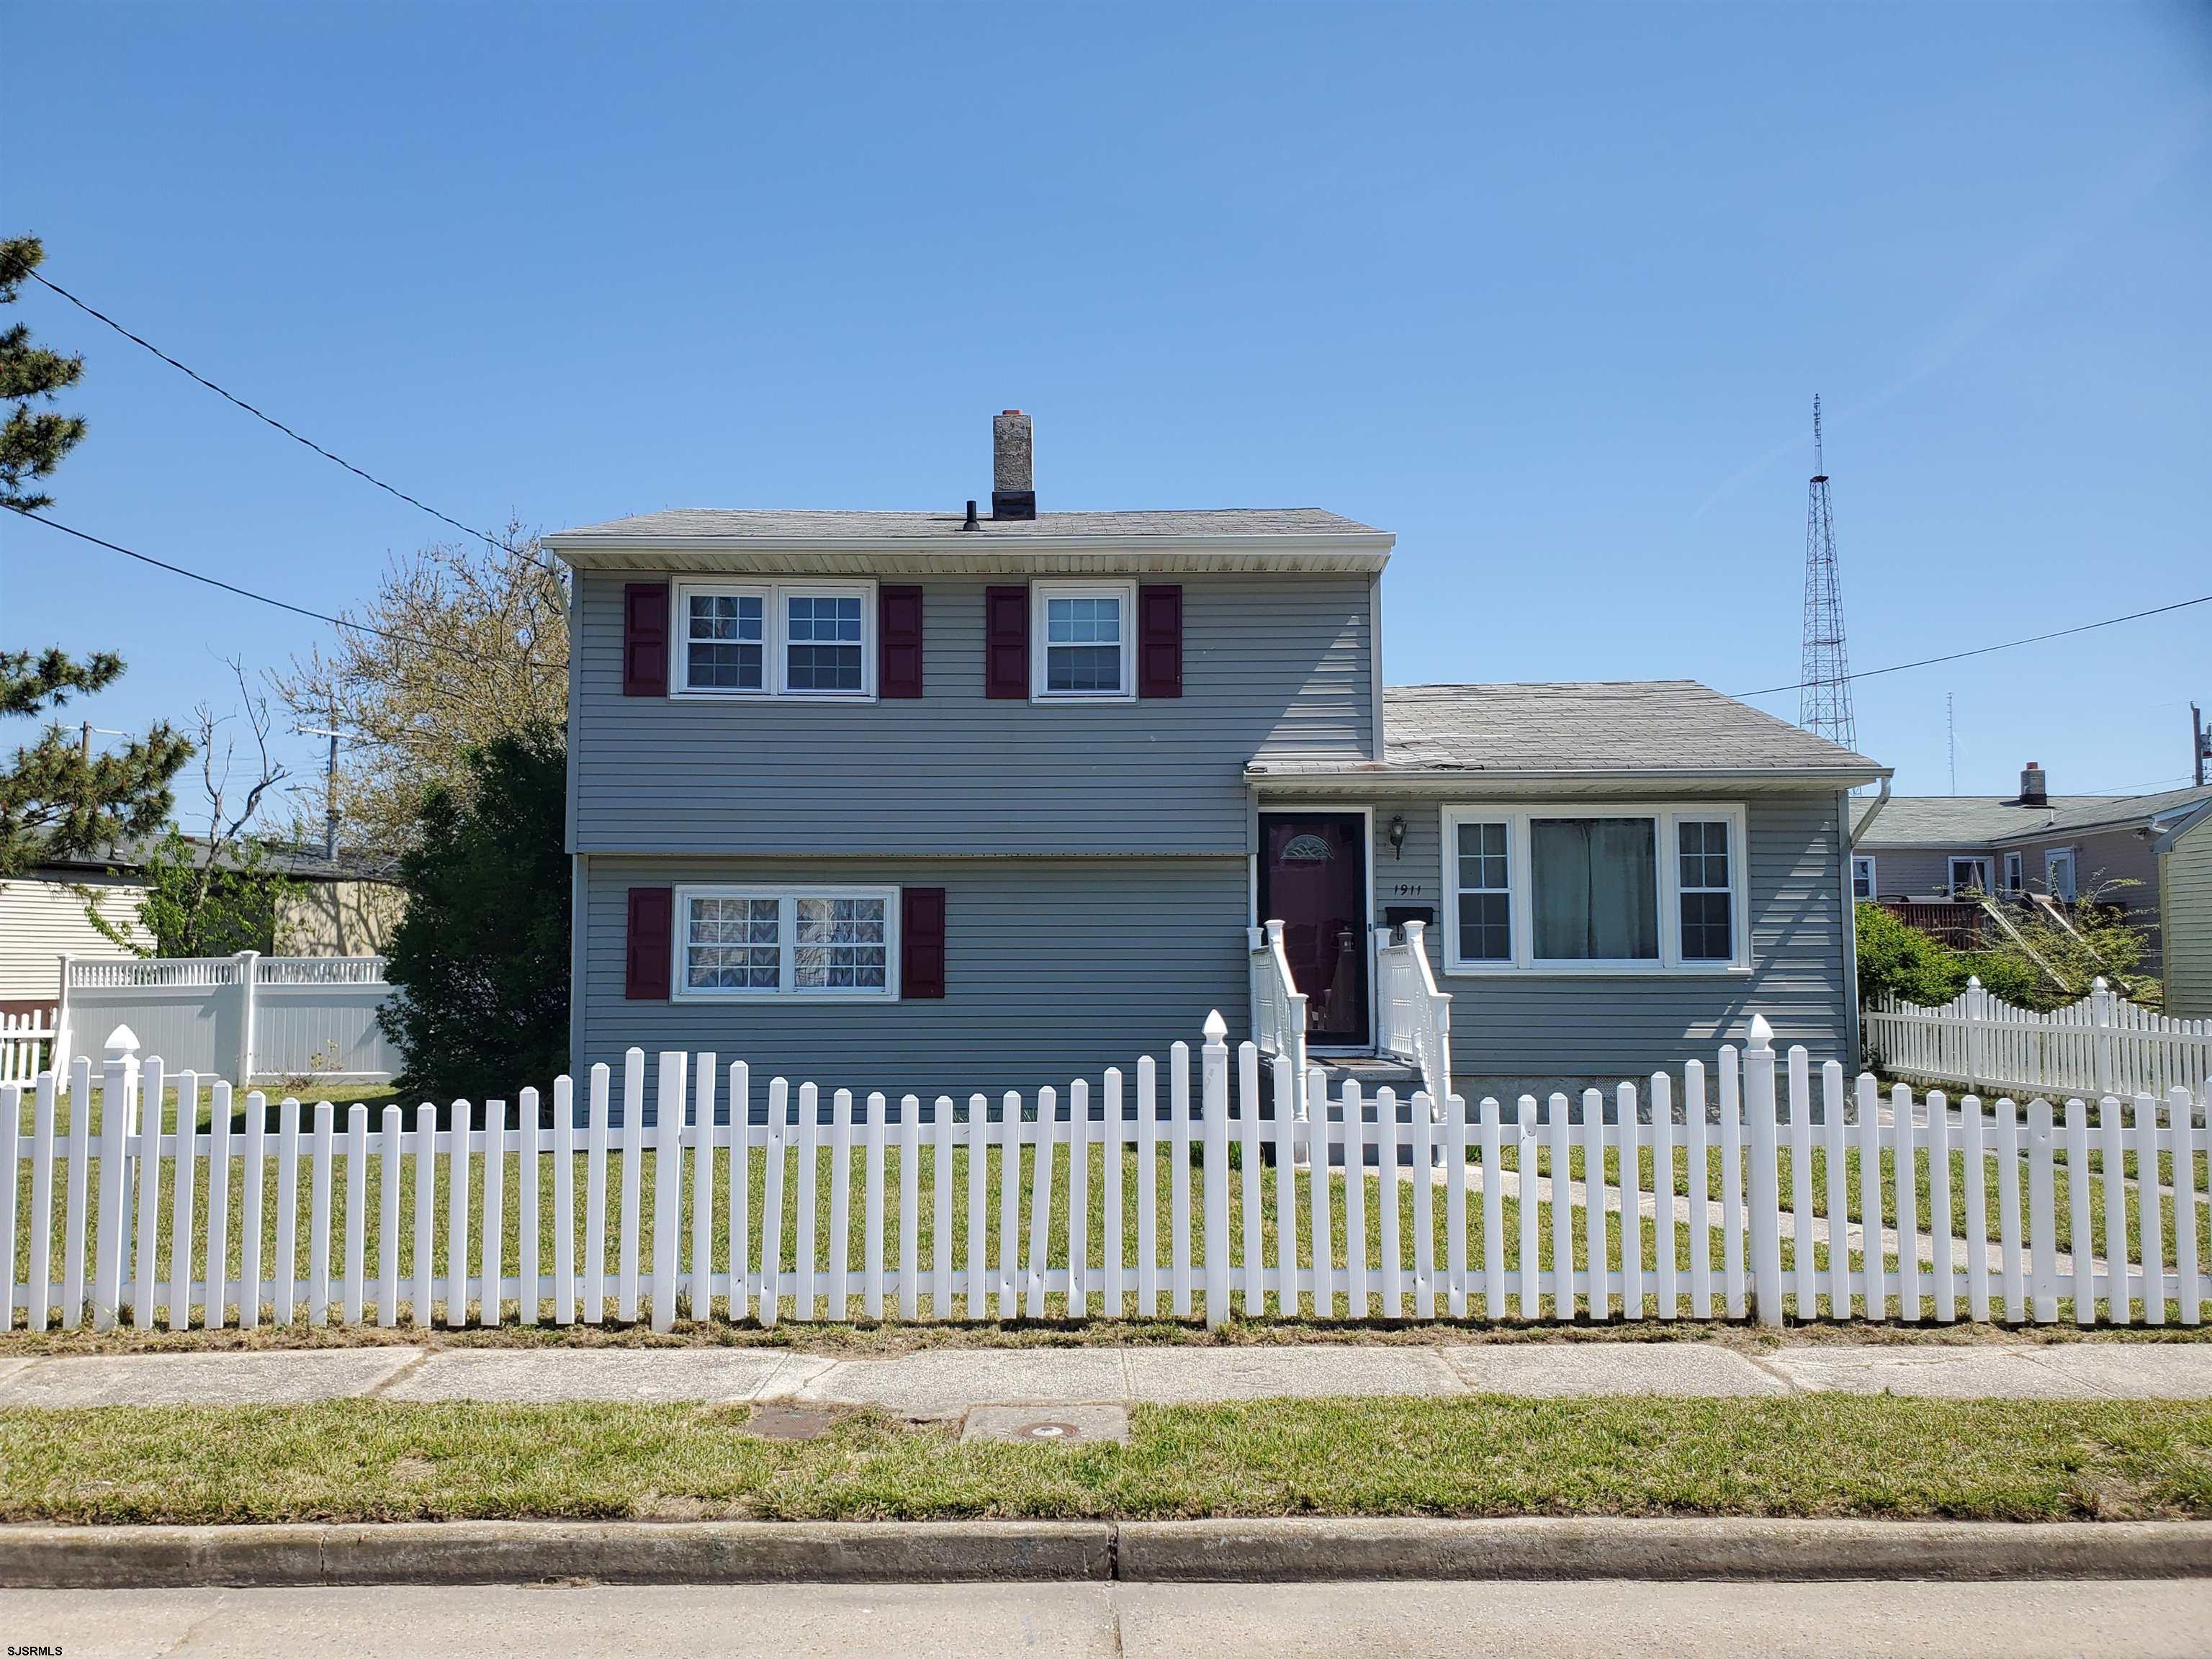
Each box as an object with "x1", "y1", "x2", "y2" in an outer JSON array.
[{"x1": 1, "y1": 1339, "x2": 2209, "y2": 1412}]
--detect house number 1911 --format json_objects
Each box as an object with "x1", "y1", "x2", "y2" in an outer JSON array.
[{"x1": 1392, "y1": 883, "x2": 1424, "y2": 897}]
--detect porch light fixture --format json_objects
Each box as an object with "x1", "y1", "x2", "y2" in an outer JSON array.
[{"x1": 1388, "y1": 814, "x2": 1407, "y2": 858}]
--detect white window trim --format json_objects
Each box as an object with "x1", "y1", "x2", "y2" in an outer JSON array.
[
  {"x1": 671, "y1": 884, "x2": 902, "y2": 1002},
  {"x1": 1851, "y1": 855, "x2": 1877, "y2": 901},
  {"x1": 1030, "y1": 579, "x2": 1137, "y2": 704},
  {"x1": 1948, "y1": 855, "x2": 1992, "y2": 897},
  {"x1": 1438, "y1": 803, "x2": 1750, "y2": 977},
  {"x1": 670, "y1": 579, "x2": 878, "y2": 701}
]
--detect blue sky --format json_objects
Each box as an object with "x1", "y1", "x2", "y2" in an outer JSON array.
[{"x1": 6, "y1": 2, "x2": 2209, "y2": 821}]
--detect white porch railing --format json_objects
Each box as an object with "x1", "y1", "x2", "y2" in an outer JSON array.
[
  {"x1": 1248, "y1": 921, "x2": 1308, "y2": 1129},
  {"x1": 1866, "y1": 976, "x2": 2212, "y2": 1105},
  {"x1": 1376, "y1": 920, "x2": 1452, "y2": 1103}
]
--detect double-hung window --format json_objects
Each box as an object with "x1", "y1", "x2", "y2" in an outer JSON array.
[
  {"x1": 1032, "y1": 580, "x2": 1136, "y2": 701},
  {"x1": 1442, "y1": 804, "x2": 1748, "y2": 974},
  {"x1": 1851, "y1": 855, "x2": 1876, "y2": 901},
  {"x1": 675, "y1": 885, "x2": 899, "y2": 999},
  {"x1": 673, "y1": 580, "x2": 876, "y2": 699}
]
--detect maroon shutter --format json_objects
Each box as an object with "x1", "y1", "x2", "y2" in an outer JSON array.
[
  {"x1": 879, "y1": 585, "x2": 924, "y2": 698},
  {"x1": 623, "y1": 583, "x2": 670, "y2": 697},
  {"x1": 1138, "y1": 584, "x2": 1182, "y2": 699},
  {"x1": 624, "y1": 886, "x2": 673, "y2": 999},
  {"x1": 901, "y1": 886, "x2": 946, "y2": 999},
  {"x1": 984, "y1": 585, "x2": 1028, "y2": 699}
]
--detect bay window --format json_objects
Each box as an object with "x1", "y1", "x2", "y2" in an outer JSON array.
[
  {"x1": 675, "y1": 885, "x2": 899, "y2": 999},
  {"x1": 1442, "y1": 804, "x2": 1748, "y2": 974}
]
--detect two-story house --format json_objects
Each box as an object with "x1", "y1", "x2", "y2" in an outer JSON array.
[{"x1": 547, "y1": 412, "x2": 1886, "y2": 1111}]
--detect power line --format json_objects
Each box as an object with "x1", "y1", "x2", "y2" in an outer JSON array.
[
  {"x1": 25, "y1": 267, "x2": 559, "y2": 575},
  {"x1": 6, "y1": 507, "x2": 481, "y2": 664},
  {"x1": 1733, "y1": 590, "x2": 2212, "y2": 699}
]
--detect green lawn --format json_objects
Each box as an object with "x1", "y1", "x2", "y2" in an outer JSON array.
[
  {"x1": 7, "y1": 1134, "x2": 2208, "y2": 1331},
  {"x1": 1, "y1": 1395, "x2": 2206, "y2": 1525}
]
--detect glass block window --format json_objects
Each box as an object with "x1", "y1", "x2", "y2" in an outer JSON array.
[
  {"x1": 1454, "y1": 820, "x2": 1512, "y2": 962},
  {"x1": 685, "y1": 593, "x2": 764, "y2": 691},
  {"x1": 785, "y1": 593, "x2": 865, "y2": 692},
  {"x1": 683, "y1": 896, "x2": 781, "y2": 990},
  {"x1": 1676, "y1": 819, "x2": 1733, "y2": 963}
]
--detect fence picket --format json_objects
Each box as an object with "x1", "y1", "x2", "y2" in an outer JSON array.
[
  {"x1": 171, "y1": 1072, "x2": 200, "y2": 1330},
  {"x1": 1650, "y1": 1073, "x2": 1674, "y2": 1322},
  {"x1": 584, "y1": 1066, "x2": 609, "y2": 1324},
  {"x1": 1788, "y1": 1049, "x2": 1814, "y2": 1320},
  {"x1": 2136, "y1": 1093, "x2": 2165, "y2": 1326},
  {"x1": 2170, "y1": 1087, "x2": 2200, "y2": 1327},
  {"x1": 1027, "y1": 1086, "x2": 1056, "y2": 1321},
  {"x1": 2028, "y1": 1097, "x2": 2056, "y2": 1324},
  {"x1": 1718, "y1": 1053, "x2": 1744, "y2": 1321},
  {"x1": 1446, "y1": 1092, "x2": 1468, "y2": 1321},
  {"x1": 1619, "y1": 1081, "x2": 1642, "y2": 1322},
  {"x1": 1138, "y1": 1059, "x2": 1159, "y2": 1318},
  {"x1": 1927, "y1": 1087, "x2": 1954, "y2": 1323},
  {"x1": 132, "y1": 1057, "x2": 166, "y2": 1331},
  {"x1": 239, "y1": 1092, "x2": 267, "y2": 1328},
  {"x1": 1995, "y1": 1099, "x2": 2024, "y2": 1324},
  {"x1": 1894, "y1": 1085, "x2": 1920, "y2": 1323},
  {"x1": 1962, "y1": 1096, "x2": 1990, "y2": 1323},
  {"x1": 1069, "y1": 1079, "x2": 1091, "y2": 1321},
  {"x1": 1377, "y1": 1087, "x2": 1403, "y2": 1321},
  {"x1": 413, "y1": 1101, "x2": 436, "y2": 1328},
  {"x1": 1515, "y1": 1096, "x2": 1538, "y2": 1319},
  {"x1": 759, "y1": 1078, "x2": 788, "y2": 1328},
  {"x1": 1856, "y1": 1072, "x2": 1881, "y2": 1319},
  {"x1": 445, "y1": 1098, "x2": 470, "y2": 1328},
  {"x1": 519, "y1": 1087, "x2": 541, "y2": 1327},
  {"x1": 63, "y1": 1058, "x2": 91, "y2": 1330},
  {"x1": 729, "y1": 1065, "x2": 752, "y2": 1323},
  {"x1": 997, "y1": 1092, "x2": 1022, "y2": 1321},
  {"x1": 899, "y1": 1094, "x2": 921, "y2": 1322},
  {"x1": 27, "y1": 1071, "x2": 57, "y2": 1328},
  {"x1": 864, "y1": 1091, "x2": 887, "y2": 1322},
  {"x1": 305, "y1": 1099, "x2": 332, "y2": 1331},
  {"x1": 1583, "y1": 1088, "x2": 1610, "y2": 1323},
  {"x1": 796, "y1": 1082, "x2": 821, "y2": 1322},
  {"x1": 1344, "y1": 1083, "x2": 1370, "y2": 1319},
  {"x1": 966, "y1": 1092, "x2": 989, "y2": 1321},
  {"x1": 691, "y1": 1061, "x2": 716, "y2": 1323},
  {"x1": 1686, "y1": 1063, "x2": 1710, "y2": 1321},
  {"x1": 1105, "y1": 1072, "x2": 1127, "y2": 1319},
  {"x1": 1411, "y1": 1089, "x2": 1436, "y2": 1321},
  {"x1": 1238, "y1": 1046, "x2": 1262, "y2": 1318},
  {"x1": 1201, "y1": 1026, "x2": 1230, "y2": 1331},
  {"x1": 274, "y1": 1094, "x2": 302, "y2": 1328},
  {"x1": 1271, "y1": 1061, "x2": 1295, "y2": 1316},
  {"x1": 1170, "y1": 1044, "x2": 1193, "y2": 1319},
  {"x1": 1743, "y1": 1037, "x2": 1783, "y2": 1328},
  {"x1": 1482, "y1": 1095, "x2": 1509, "y2": 1321},
  {"x1": 343, "y1": 1103, "x2": 367, "y2": 1326},
  {"x1": 2064, "y1": 1099, "x2": 2092, "y2": 1326},
  {"x1": 932, "y1": 1092, "x2": 955, "y2": 1320},
  {"x1": 378, "y1": 1105, "x2": 401, "y2": 1328},
  {"x1": 618, "y1": 1051, "x2": 644, "y2": 1324},
  {"x1": 484, "y1": 1097, "x2": 508, "y2": 1330},
  {"x1": 827, "y1": 1086, "x2": 853, "y2": 1324},
  {"x1": 0, "y1": 1084, "x2": 18, "y2": 1333},
  {"x1": 1308, "y1": 1068, "x2": 1334, "y2": 1319}
]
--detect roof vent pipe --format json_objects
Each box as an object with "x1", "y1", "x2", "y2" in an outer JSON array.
[
  {"x1": 2019, "y1": 760, "x2": 2049, "y2": 808},
  {"x1": 961, "y1": 499, "x2": 979, "y2": 531},
  {"x1": 992, "y1": 410, "x2": 1035, "y2": 521}
]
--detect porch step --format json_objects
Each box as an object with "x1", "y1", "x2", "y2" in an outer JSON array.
[{"x1": 1310, "y1": 1056, "x2": 1424, "y2": 1092}]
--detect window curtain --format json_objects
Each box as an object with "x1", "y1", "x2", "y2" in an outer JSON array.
[{"x1": 1532, "y1": 818, "x2": 1658, "y2": 960}]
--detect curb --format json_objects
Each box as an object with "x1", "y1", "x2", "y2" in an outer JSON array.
[{"x1": 3, "y1": 1517, "x2": 2210, "y2": 1588}]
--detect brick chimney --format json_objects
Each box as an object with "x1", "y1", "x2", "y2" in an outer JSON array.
[
  {"x1": 2018, "y1": 760, "x2": 2049, "y2": 808},
  {"x1": 992, "y1": 410, "x2": 1035, "y2": 521}
]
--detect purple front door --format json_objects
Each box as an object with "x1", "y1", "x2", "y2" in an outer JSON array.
[{"x1": 1259, "y1": 813, "x2": 1370, "y2": 1046}]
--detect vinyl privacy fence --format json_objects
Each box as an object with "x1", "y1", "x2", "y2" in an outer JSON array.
[
  {"x1": 1866, "y1": 976, "x2": 2212, "y2": 1104},
  {"x1": 5, "y1": 1014, "x2": 2208, "y2": 1336}
]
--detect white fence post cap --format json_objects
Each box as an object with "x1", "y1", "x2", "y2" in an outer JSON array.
[
  {"x1": 1202, "y1": 1010, "x2": 1228, "y2": 1043},
  {"x1": 103, "y1": 1024, "x2": 140, "y2": 1057},
  {"x1": 2092, "y1": 976, "x2": 2108, "y2": 993},
  {"x1": 1747, "y1": 1014, "x2": 1773, "y2": 1052},
  {"x1": 1967, "y1": 976, "x2": 1982, "y2": 990}
]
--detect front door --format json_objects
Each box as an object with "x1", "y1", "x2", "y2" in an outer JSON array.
[{"x1": 1259, "y1": 812, "x2": 1370, "y2": 1047}]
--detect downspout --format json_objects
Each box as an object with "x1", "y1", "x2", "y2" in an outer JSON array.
[{"x1": 565, "y1": 568, "x2": 586, "y2": 1079}]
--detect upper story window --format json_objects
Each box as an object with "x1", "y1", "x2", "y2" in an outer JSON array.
[
  {"x1": 1033, "y1": 580, "x2": 1136, "y2": 702},
  {"x1": 1442, "y1": 804, "x2": 1749, "y2": 975},
  {"x1": 673, "y1": 580, "x2": 876, "y2": 700}
]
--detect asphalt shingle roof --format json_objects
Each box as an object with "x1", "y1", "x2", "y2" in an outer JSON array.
[
  {"x1": 1269, "y1": 680, "x2": 1881, "y2": 775},
  {"x1": 1858, "y1": 783, "x2": 2212, "y2": 846},
  {"x1": 548, "y1": 507, "x2": 1385, "y2": 544}
]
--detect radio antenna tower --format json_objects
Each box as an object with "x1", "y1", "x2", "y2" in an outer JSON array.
[{"x1": 1798, "y1": 394, "x2": 1858, "y2": 757}]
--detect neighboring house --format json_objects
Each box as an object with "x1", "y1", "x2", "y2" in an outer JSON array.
[
  {"x1": 547, "y1": 410, "x2": 1886, "y2": 1107},
  {"x1": 2157, "y1": 799, "x2": 2212, "y2": 1019},
  {"x1": 1851, "y1": 761, "x2": 2212, "y2": 969},
  {"x1": 0, "y1": 840, "x2": 403, "y2": 1017}
]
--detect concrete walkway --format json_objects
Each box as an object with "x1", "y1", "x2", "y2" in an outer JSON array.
[{"x1": 1, "y1": 1339, "x2": 2209, "y2": 1413}]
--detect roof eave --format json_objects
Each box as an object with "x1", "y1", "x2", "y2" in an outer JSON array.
[
  {"x1": 543, "y1": 531, "x2": 1394, "y2": 574},
  {"x1": 1246, "y1": 763, "x2": 1892, "y2": 793}
]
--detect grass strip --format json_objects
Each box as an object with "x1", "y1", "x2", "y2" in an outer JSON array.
[{"x1": 1, "y1": 1395, "x2": 2209, "y2": 1527}]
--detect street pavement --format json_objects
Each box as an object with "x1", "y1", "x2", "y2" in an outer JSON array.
[{"x1": 3, "y1": 1579, "x2": 2205, "y2": 1657}]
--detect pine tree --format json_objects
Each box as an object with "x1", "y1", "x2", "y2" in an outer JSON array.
[{"x1": 1, "y1": 235, "x2": 192, "y2": 878}]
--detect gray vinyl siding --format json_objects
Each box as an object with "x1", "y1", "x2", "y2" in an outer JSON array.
[
  {"x1": 578, "y1": 855, "x2": 1249, "y2": 1115},
  {"x1": 1372, "y1": 793, "x2": 1852, "y2": 1085},
  {"x1": 1854, "y1": 845, "x2": 1971, "y2": 897},
  {"x1": 2162, "y1": 815, "x2": 2212, "y2": 1020},
  {"x1": 571, "y1": 571, "x2": 1372, "y2": 858}
]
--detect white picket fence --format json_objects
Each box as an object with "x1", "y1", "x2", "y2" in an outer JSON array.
[
  {"x1": 1866, "y1": 976, "x2": 2212, "y2": 1104},
  {"x1": 4, "y1": 1015, "x2": 2207, "y2": 1335},
  {"x1": 0, "y1": 1011, "x2": 53, "y2": 1084}
]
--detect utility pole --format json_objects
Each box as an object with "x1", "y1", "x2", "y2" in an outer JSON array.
[
  {"x1": 1946, "y1": 692, "x2": 1957, "y2": 795},
  {"x1": 294, "y1": 699, "x2": 345, "y2": 862},
  {"x1": 2195, "y1": 701, "x2": 2207, "y2": 789}
]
